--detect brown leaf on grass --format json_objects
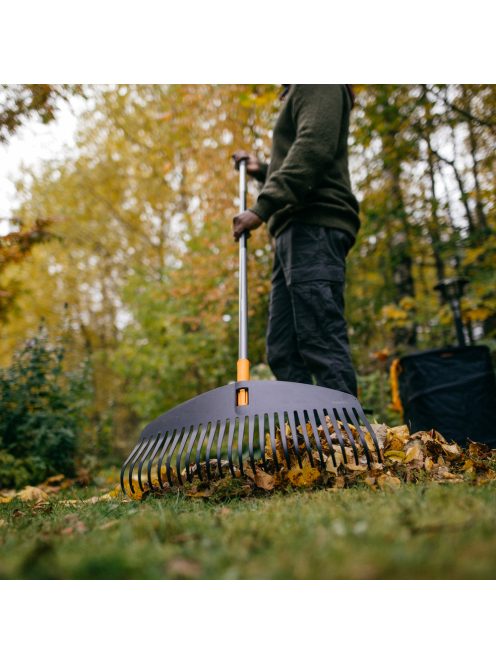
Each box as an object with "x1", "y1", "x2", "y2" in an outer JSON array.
[
  {"x1": 0, "y1": 492, "x2": 15, "y2": 504},
  {"x1": 475, "y1": 469, "x2": 496, "y2": 485},
  {"x1": 186, "y1": 485, "x2": 213, "y2": 499},
  {"x1": 363, "y1": 474, "x2": 377, "y2": 487},
  {"x1": 424, "y1": 457, "x2": 434, "y2": 472},
  {"x1": 31, "y1": 501, "x2": 52, "y2": 514},
  {"x1": 377, "y1": 474, "x2": 401, "y2": 490},
  {"x1": 435, "y1": 466, "x2": 462, "y2": 481},
  {"x1": 245, "y1": 467, "x2": 275, "y2": 491},
  {"x1": 83, "y1": 491, "x2": 121, "y2": 504},
  {"x1": 0, "y1": 518, "x2": 6, "y2": 528},
  {"x1": 17, "y1": 486, "x2": 49, "y2": 503},
  {"x1": 98, "y1": 519, "x2": 120, "y2": 530},
  {"x1": 44, "y1": 474, "x2": 65, "y2": 486}
]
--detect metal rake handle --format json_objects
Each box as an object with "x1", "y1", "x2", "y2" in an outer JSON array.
[{"x1": 236, "y1": 159, "x2": 250, "y2": 400}]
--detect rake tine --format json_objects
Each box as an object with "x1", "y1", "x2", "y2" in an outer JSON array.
[
  {"x1": 286, "y1": 410, "x2": 303, "y2": 469},
  {"x1": 226, "y1": 419, "x2": 236, "y2": 477},
  {"x1": 277, "y1": 412, "x2": 291, "y2": 469},
  {"x1": 127, "y1": 438, "x2": 150, "y2": 494},
  {"x1": 296, "y1": 410, "x2": 315, "y2": 467},
  {"x1": 325, "y1": 408, "x2": 348, "y2": 464},
  {"x1": 316, "y1": 408, "x2": 336, "y2": 468},
  {"x1": 346, "y1": 407, "x2": 372, "y2": 467},
  {"x1": 335, "y1": 408, "x2": 359, "y2": 465},
  {"x1": 248, "y1": 416, "x2": 256, "y2": 473},
  {"x1": 161, "y1": 428, "x2": 183, "y2": 487},
  {"x1": 215, "y1": 420, "x2": 227, "y2": 479},
  {"x1": 173, "y1": 426, "x2": 194, "y2": 486},
  {"x1": 205, "y1": 421, "x2": 220, "y2": 480},
  {"x1": 194, "y1": 423, "x2": 210, "y2": 481},
  {"x1": 120, "y1": 438, "x2": 144, "y2": 493},
  {"x1": 268, "y1": 414, "x2": 280, "y2": 471},
  {"x1": 307, "y1": 409, "x2": 326, "y2": 469},
  {"x1": 137, "y1": 433, "x2": 161, "y2": 491},
  {"x1": 237, "y1": 416, "x2": 246, "y2": 475},
  {"x1": 353, "y1": 406, "x2": 382, "y2": 461},
  {"x1": 258, "y1": 415, "x2": 267, "y2": 471},
  {"x1": 148, "y1": 430, "x2": 172, "y2": 490},
  {"x1": 179, "y1": 425, "x2": 199, "y2": 483}
]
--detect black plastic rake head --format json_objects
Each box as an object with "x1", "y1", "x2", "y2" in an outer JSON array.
[{"x1": 120, "y1": 379, "x2": 380, "y2": 496}]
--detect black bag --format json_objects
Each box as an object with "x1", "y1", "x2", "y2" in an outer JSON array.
[{"x1": 398, "y1": 345, "x2": 496, "y2": 447}]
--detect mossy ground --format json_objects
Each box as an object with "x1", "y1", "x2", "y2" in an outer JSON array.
[{"x1": 1, "y1": 475, "x2": 495, "y2": 579}]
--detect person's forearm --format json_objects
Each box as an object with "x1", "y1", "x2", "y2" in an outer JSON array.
[{"x1": 251, "y1": 85, "x2": 343, "y2": 221}]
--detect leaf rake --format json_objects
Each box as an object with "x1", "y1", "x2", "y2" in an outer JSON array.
[{"x1": 121, "y1": 160, "x2": 380, "y2": 495}]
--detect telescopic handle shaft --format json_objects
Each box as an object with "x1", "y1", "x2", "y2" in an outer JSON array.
[
  {"x1": 236, "y1": 158, "x2": 250, "y2": 404},
  {"x1": 238, "y1": 159, "x2": 248, "y2": 362}
]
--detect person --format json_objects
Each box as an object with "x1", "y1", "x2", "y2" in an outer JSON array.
[{"x1": 232, "y1": 84, "x2": 360, "y2": 397}]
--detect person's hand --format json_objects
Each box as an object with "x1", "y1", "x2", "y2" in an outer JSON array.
[
  {"x1": 232, "y1": 150, "x2": 263, "y2": 178},
  {"x1": 233, "y1": 210, "x2": 264, "y2": 242}
]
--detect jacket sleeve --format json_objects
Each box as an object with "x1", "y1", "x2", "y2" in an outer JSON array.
[{"x1": 250, "y1": 85, "x2": 344, "y2": 221}]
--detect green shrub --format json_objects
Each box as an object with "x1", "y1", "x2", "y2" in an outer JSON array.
[{"x1": 0, "y1": 326, "x2": 90, "y2": 488}]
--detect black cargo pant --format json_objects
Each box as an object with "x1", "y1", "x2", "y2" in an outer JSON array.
[{"x1": 266, "y1": 223, "x2": 358, "y2": 396}]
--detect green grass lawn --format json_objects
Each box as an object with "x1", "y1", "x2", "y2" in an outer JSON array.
[{"x1": 1, "y1": 479, "x2": 495, "y2": 579}]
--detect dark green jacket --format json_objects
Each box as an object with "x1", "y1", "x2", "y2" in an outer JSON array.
[{"x1": 250, "y1": 84, "x2": 360, "y2": 240}]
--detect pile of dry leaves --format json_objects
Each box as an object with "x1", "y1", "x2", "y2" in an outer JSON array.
[
  {"x1": 2, "y1": 420, "x2": 494, "y2": 506},
  {"x1": 125, "y1": 419, "x2": 496, "y2": 500}
]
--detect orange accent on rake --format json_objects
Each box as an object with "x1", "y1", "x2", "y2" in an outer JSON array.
[{"x1": 236, "y1": 359, "x2": 250, "y2": 406}]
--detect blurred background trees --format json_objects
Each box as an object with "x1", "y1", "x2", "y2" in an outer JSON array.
[{"x1": 0, "y1": 84, "x2": 494, "y2": 465}]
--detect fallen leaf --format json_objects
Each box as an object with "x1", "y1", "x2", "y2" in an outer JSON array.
[
  {"x1": 424, "y1": 457, "x2": 434, "y2": 472},
  {"x1": 385, "y1": 425, "x2": 409, "y2": 451},
  {"x1": 287, "y1": 461, "x2": 321, "y2": 488},
  {"x1": 17, "y1": 486, "x2": 49, "y2": 503},
  {"x1": 245, "y1": 467, "x2": 275, "y2": 491},
  {"x1": 384, "y1": 450, "x2": 406, "y2": 462},
  {"x1": 344, "y1": 463, "x2": 368, "y2": 473},
  {"x1": 405, "y1": 444, "x2": 422, "y2": 463},
  {"x1": 377, "y1": 474, "x2": 401, "y2": 490},
  {"x1": 468, "y1": 441, "x2": 491, "y2": 459},
  {"x1": 440, "y1": 443, "x2": 462, "y2": 460},
  {"x1": 435, "y1": 466, "x2": 461, "y2": 480},
  {"x1": 0, "y1": 518, "x2": 6, "y2": 528},
  {"x1": 98, "y1": 520, "x2": 119, "y2": 530},
  {"x1": 44, "y1": 474, "x2": 65, "y2": 485},
  {"x1": 370, "y1": 423, "x2": 387, "y2": 449},
  {"x1": 326, "y1": 450, "x2": 344, "y2": 473}
]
